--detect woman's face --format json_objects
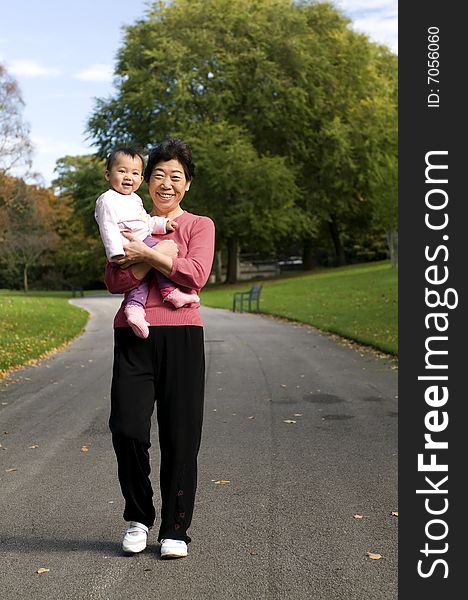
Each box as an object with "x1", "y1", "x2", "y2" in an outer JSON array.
[{"x1": 148, "y1": 158, "x2": 191, "y2": 216}]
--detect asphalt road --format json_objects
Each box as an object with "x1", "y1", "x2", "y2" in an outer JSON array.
[{"x1": 0, "y1": 297, "x2": 398, "y2": 600}]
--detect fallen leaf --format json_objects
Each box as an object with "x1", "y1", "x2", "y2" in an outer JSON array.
[
  {"x1": 367, "y1": 552, "x2": 383, "y2": 560},
  {"x1": 283, "y1": 420, "x2": 296, "y2": 424},
  {"x1": 5, "y1": 468, "x2": 17, "y2": 472},
  {"x1": 81, "y1": 446, "x2": 89, "y2": 453},
  {"x1": 391, "y1": 511, "x2": 398, "y2": 517},
  {"x1": 36, "y1": 568, "x2": 50, "y2": 574},
  {"x1": 353, "y1": 514, "x2": 364, "y2": 520},
  {"x1": 213, "y1": 480, "x2": 230, "y2": 485}
]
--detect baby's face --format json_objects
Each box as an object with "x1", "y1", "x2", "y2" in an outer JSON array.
[{"x1": 105, "y1": 153, "x2": 144, "y2": 195}]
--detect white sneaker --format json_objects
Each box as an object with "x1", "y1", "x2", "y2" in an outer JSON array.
[
  {"x1": 160, "y1": 538, "x2": 188, "y2": 559},
  {"x1": 122, "y1": 521, "x2": 148, "y2": 553}
]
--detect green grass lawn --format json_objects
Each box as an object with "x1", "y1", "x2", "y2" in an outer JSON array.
[
  {"x1": 0, "y1": 294, "x2": 89, "y2": 375},
  {"x1": 201, "y1": 261, "x2": 397, "y2": 355},
  {"x1": 0, "y1": 261, "x2": 396, "y2": 375}
]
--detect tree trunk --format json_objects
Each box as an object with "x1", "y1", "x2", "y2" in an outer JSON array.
[
  {"x1": 302, "y1": 239, "x2": 316, "y2": 270},
  {"x1": 23, "y1": 264, "x2": 29, "y2": 293},
  {"x1": 328, "y1": 217, "x2": 346, "y2": 266},
  {"x1": 386, "y1": 228, "x2": 398, "y2": 268},
  {"x1": 226, "y1": 237, "x2": 239, "y2": 284},
  {"x1": 214, "y1": 248, "x2": 223, "y2": 282}
]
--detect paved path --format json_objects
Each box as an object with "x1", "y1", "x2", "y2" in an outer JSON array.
[{"x1": 0, "y1": 297, "x2": 397, "y2": 599}]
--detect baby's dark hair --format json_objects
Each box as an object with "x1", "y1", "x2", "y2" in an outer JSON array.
[
  {"x1": 106, "y1": 147, "x2": 145, "y2": 172},
  {"x1": 144, "y1": 138, "x2": 195, "y2": 182}
]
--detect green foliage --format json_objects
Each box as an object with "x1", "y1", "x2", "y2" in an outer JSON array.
[
  {"x1": 85, "y1": 0, "x2": 397, "y2": 273},
  {"x1": 52, "y1": 154, "x2": 106, "y2": 235},
  {"x1": 184, "y1": 121, "x2": 309, "y2": 250},
  {"x1": 202, "y1": 261, "x2": 397, "y2": 355},
  {"x1": 50, "y1": 154, "x2": 114, "y2": 287}
]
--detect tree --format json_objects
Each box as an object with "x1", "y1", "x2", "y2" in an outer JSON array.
[
  {"x1": 0, "y1": 63, "x2": 33, "y2": 175},
  {"x1": 52, "y1": 154, "x2": 106, "y2": 235},
  {"x1": 183, "y1": 121, "x2": 305, "y2": 282},
  {"x1": 87, "y1": 0, "x2": 397, "y2": 270},
  {"x1": 51, "y1": 154, "x2": 110, "y2": 286},
  {"x1": 365, "y1": 49, "x2": 398, "y2": 266},
  {"x1": 285, "y1": 4, "x2": 398, "y2": 266},
  {"x1": 0, "y1": 177, "x2": 58, "y2": 291}
]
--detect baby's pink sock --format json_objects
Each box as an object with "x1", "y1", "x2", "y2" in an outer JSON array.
[
  {"x1": 124, "y1": 305, "x2": 150, "y2": 338},
  {"x1": 162, "y1": 288, "x2": 200, "y2": 309}
]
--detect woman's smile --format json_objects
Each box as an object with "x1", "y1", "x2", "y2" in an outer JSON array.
[{"x1": 148, "y1": 158, "x2": 191, "y2": 217}]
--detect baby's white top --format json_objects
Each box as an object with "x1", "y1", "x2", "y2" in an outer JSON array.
[{"x1": 95, "y1": 189, "x2": 168, "y2": 260}]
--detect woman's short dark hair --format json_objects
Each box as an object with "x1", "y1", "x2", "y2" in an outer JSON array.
[
  {"x1": 144, "y1": 138, "x2": 195, "y2": 182},
  {"x1": 106, "y1": 147, "x2": 145, "y2": 172}
]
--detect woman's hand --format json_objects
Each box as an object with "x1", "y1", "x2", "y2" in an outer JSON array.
[
  {"x1": 155, "y1": 239, "x2": 179, "y2": 258},
  {"x1": 112, "y1": 234, "x2": 148, "y2": 268},
  {"x1": 113, "y1": 233, "x2": 179, "y2": 269}
]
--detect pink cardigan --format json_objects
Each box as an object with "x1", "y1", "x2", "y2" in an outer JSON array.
[{"x1": 105, "y1": 211, "x2": 215, "y2": 328}]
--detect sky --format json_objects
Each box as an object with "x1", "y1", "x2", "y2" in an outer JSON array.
[{"x1": 0, "y1": 0, "x2": 397, "y2": 187}]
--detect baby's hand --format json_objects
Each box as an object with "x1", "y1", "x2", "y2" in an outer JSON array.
[{"x1": 166, "y1": 219, "x2": 179, "y2": 232}]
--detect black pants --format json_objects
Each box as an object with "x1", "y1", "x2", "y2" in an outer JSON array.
[{"x1": 109, "y1": 326, "x2": 205, "y2": 543}]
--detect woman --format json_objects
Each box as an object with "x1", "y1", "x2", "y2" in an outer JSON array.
[{"x1": 105, "y1": 138, "x2": 215, "y2": 559}]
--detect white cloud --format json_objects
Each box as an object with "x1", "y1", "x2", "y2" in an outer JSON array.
[
  {"x1": 74, "y1": 63, "x2": 113, "y2": 82},
  {"x1": 336, "y1": 0, "x2": 396, "y2": 11},
  {"x1": 334, "y1": 0, "x2": 397, "y2": 53},
  {"x1": 8, "y1": 58, "x2": 62, "y2": 77},
  {"x1": 30, "y1": 135, "x2": 96, "y2": 186},
  {"x1": 351, "y1": 14, "x2": 398, "y2": 52},
  {"x1": 32, "y1": 135, "x2": 91, "y2": 156}
]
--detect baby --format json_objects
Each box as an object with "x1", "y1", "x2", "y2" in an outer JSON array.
[{"x1": 95, "y1": 147, "x2": 199, "y2": 338}]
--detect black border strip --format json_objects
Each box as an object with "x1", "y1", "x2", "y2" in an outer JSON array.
[{"x1": 399, "y1": 2, "x2": 465, "y2": 596}]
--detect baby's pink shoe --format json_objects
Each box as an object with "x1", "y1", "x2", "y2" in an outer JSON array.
[
  {"x1": 124, "y1": 305, "x2": 150, "y2": 338},
  {"x1": 163, "y1": 288, "x2": 200, "y2": 309}
]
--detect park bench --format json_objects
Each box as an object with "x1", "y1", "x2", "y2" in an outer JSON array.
[{"x1": 232, "y1": 284, "x2": 263, "y2": 313}]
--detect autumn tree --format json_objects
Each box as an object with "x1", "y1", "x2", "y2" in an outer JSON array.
[
  {"x1": 0, "y1": 177, "x2": 58, "y2": 291},
  {"x1": 0, "y1": 65, "x2": 40, "y2": 289}
]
